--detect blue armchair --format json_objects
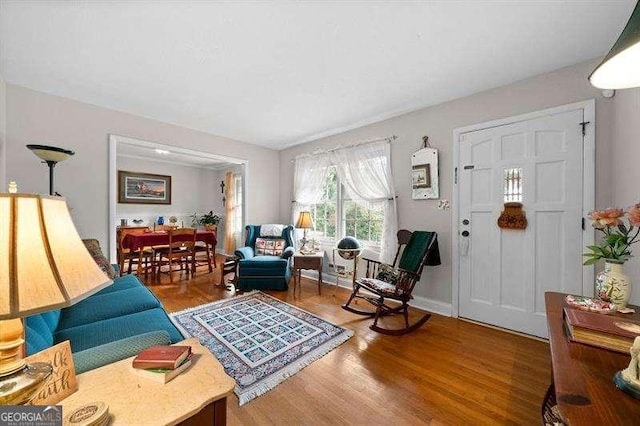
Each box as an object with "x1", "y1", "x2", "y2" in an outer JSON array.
[{"x1": 234, "y1": 224, "x2": 295, "y2": 291}]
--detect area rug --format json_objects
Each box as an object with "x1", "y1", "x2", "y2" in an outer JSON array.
[{"x1": 169, "y1": 291, "x2": 354, "y2": 405}]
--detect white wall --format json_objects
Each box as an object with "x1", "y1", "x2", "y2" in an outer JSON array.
[
  {"x1": 279, "y1": 58, "x2": 619, "y2": 309},
  {"x1": 0, "y1": 77, "x2": 6, "y2": 191},
  {"x1": 5, "y1": 84, "x2": 280, "y2": 253},
  {"x1": 610, "y1": 87, "x2": 640, "y2": 305},
  {"x1": 116, "y1": 155, "x2": 218, "y2": 230}
]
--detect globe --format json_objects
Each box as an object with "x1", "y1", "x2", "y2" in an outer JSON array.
[{"x1": 336, "y1": 236, "x2": 362, "y2": 260}]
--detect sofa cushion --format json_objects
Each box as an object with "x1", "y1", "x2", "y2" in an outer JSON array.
[
  {"x1": 255, "y1": 237, "x2": 285, "y2": 256},
  {"x1": 94, "y1": 274, "x2": 143, "y2": 295},
  {"x1": 73, "y1": 331, "x2": 171, "y2": 375},
  {"x1": 54, "y1": 308, "x2": 184, "y2": 352},
  {"x1": 83, "y1": 238, "x2": 116, "y2": 279},
  {"x1": 57, "y1": 286, "x2": 162, "y2": 330},
  {"x1": 25, "y1": 310, "x2": 61, "y2": 355}
]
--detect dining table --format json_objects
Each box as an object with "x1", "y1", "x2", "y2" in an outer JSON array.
[{"x1": 122, "y1": 230, "x2": 217, "y2": 275}]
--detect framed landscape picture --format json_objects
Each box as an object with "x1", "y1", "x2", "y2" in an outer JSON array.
[{"x1": 118, "y1": 170, "x2": 172, "y2": 204}]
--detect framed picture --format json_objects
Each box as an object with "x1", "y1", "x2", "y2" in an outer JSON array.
[
  {"x1": 118, "y1": 170, "x2": 172, "y2": 204},
  {"x1": 411, "y1": 148, "x2": 439, "y2": 199},
  {"x1": 412, "y1": 164, "x2": 431, "y2": 189}
]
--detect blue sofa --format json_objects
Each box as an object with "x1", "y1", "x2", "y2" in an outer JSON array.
[
  {"x1": 234, "y1": 224, "x2": 295, "y2": 291},
  {"x1": 25, "y1": 273, "x2": 184, "y2": 373}
]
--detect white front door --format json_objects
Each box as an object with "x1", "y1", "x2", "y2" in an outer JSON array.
[{"x1": 457, "y1": 106, "x2": 592, "y2": 338}]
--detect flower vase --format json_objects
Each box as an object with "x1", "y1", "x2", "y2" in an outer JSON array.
[{"x1": 595, "y1": 260, "x2": 631, "y2": 310}]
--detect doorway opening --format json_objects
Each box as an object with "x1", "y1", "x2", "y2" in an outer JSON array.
[{"x1": 108, "y1": 134, "x2": 246, "y2": 262}]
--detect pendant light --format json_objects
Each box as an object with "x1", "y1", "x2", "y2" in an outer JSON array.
[{"x1": 589, "y1": 2, "x2": 640, "y2": 89}]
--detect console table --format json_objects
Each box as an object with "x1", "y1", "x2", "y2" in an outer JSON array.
[
  {"x1": 544, "y1": 292, "x2": 640, "y2": 424},
  {"x1": 60, "y1": 338, "x2": 235, "y2": 425}
]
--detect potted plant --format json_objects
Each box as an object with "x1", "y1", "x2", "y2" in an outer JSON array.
[{"x1": 191, "y1": 211, "x2": 221, "y2": 231}]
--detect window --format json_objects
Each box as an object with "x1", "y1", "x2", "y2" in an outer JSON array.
[
  {"x1": 309, "y1": 167, "x2": 383, "y2": 245},
  {"x1": 503, "y1": 167, "x2": 523, "y2": 202},
  {"x1": 233, "y1": 174, "x2": 243, "y2": 234},
  {"x1": 310, "y1": 167, "x2": 337, "y2": 239}
]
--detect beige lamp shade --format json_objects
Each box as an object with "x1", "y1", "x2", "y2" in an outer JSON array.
[
  {"x1": 295, "y1": 211, "x2": 314, "y2": 229},
  {"x1": 0, "y1": 193, "x2": 112, "y2": 319}
]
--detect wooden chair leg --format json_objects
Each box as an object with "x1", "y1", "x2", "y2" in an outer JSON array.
[
  {"x1": 371, "y1": 296, "x2": 385, "y2": 329},
  {"x1": 205, "y1": 245, "x2": 213, "y2": 273},
  {"x1": 403, "y1": 303, "x2": 410, "y2": 329}
]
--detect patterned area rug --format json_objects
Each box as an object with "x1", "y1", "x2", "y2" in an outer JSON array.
[{"x1": 170, "y1": 291, "x2": 353, "y2": 405}]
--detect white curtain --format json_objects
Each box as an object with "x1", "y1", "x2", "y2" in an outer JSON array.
[
  {"x1": 291, "y1": 152, "x2": 332, "y2": 223},
  {"x1": 333, "y1": 141, "x2": 398, "y2": 264}
]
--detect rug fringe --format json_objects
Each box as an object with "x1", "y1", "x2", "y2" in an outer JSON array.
[
  {"x1": 169, "y1": 291, "x2": 355, "y2": 406},
  {"x1": 237, "y1": 328, "x2": 354, "y2": 405}
]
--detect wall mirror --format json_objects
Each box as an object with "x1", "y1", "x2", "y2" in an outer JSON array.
[{"x1": 411, "y1": 146, "x2": 439, "y2": 199}]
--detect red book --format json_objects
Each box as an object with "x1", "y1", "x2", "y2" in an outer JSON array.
[
  {"x1": 563, "y1": 307, "x2": 640, "y2": 354},
  {"x1": 132, "y1": 345, "x2": 192, "y2": 370}
]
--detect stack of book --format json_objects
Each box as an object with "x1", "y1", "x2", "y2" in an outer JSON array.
[
  {"x1": 131, "y1": 345, "x2": 193, "y2": 383},
  {"x1": 564, "y1": 307, "x2": 640, "y2": 353}
]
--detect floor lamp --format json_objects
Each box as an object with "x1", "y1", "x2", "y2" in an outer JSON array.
[
  {"x1": 0, "y1": 191, "x2": 112, "y2": 405},
  {"x1": 26, "y1": 144, "x2": 75, "y2": 195}
]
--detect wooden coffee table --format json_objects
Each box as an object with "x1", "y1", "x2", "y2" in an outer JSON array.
[{"x1": 60, "y1": 338, "x2": 235, "y2": 425}]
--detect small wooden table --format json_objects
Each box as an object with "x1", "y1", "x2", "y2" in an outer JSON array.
[
  {"x1": 60, "y1": 338, "x2": 235, "y2": 425},
  {"x1": 292, "y1": 252, "x2": 324, "y2": 296},
  {"x1": 545, "y1": 292, "x2": 640, "y2": 424}
]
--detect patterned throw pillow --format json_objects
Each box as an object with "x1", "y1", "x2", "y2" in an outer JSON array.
[
  {"x1": 255, "y1": 237, "x2": 286, "y2": 256},
  {"x1": 375, "y1": 263, "x2": 400, "y2": 285},
  {"x1": 82, "y1": 239, "x2": 117, "y2": 279}
]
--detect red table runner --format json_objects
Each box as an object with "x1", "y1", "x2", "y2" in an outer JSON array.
[{"x1": 122, "y1": 230, "x2": 217, "y2": 251}]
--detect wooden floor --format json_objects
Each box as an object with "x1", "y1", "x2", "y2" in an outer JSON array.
[{"x1": 139, "y1": 255, "x2": 551, "y2": 425}]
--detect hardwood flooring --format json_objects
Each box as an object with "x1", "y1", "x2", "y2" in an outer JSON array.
[{"x1": 140, "y1": 255, "x2": 551, "y2": 425}]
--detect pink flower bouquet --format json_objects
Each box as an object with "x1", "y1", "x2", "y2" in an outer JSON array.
[{"x1": 583, "y1": 204, "x2": 640, "y2": 264}]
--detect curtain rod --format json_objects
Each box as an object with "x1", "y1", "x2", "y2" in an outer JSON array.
[{"x1": 291, "y1": 135, "x2": 398, "y2": 162}]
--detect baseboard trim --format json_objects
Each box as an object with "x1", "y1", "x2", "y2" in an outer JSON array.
[
  {"x1": 299, "y1": 271, "x2": 453, "y2": 318},
  {"x1": 459, "y1": 318, "x2": 549, "y2": 343}
]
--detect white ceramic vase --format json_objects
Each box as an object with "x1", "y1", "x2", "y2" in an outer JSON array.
[{"x1": 595, "y1": 260, "x2": 631, "y2": 310}]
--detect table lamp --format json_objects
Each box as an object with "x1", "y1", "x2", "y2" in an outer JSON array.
[
  {"x1": 26, "y1": 144, "x2": 75, "y2": 196},
  {"x1": 0, "y1": 192, "x2": 113, "y2": 405},
  {"x1": 295, "y1": 211, "x2": 315, "y2": 254}
]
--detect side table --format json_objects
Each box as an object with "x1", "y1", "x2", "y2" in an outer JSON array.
[
  {"x1": 60, "y1": 338, "x2": 236, "y2": 425},
  {"x1": 292, "y1": 252, "x2": 324, "y2": 296}
]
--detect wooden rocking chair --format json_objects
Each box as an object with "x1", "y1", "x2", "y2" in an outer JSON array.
[{"x1": 342, "y1": 230, "x2": 440, "y2": 335}]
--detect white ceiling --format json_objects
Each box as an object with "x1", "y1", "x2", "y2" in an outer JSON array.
[
  {"x1": 1, "y1": 1, "x2": 635, "y2": 150},
  {"x1": 117, "y1": 140, "x2": 233, "y2": 169}
]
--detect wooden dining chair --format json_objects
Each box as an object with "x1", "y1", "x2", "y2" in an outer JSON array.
[
  {"x1": 117, "y1": 226, "x2": 153, "y2": 276},
  {"x1": 192, "y1": 228, "x2": 217, "y2": 273},
  {"x1": 154, "y1": 227, "x2": 197, "y2": 282}
]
